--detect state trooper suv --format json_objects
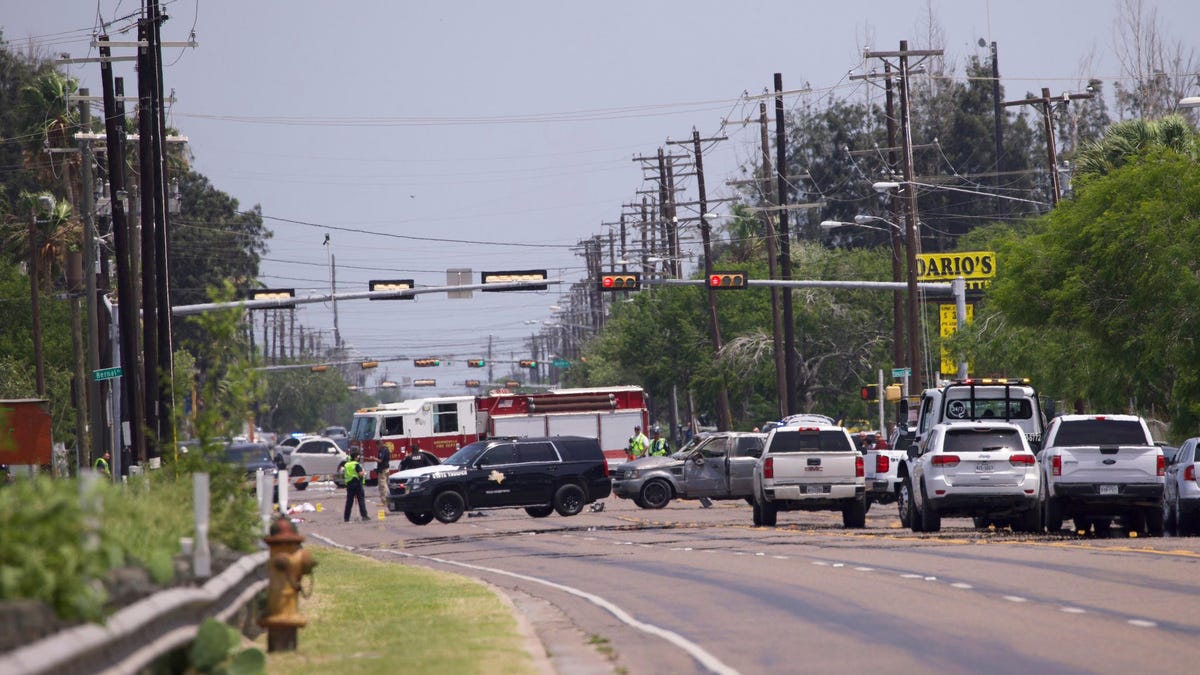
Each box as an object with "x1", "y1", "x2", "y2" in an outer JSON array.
[{"x1": 386, "y1": 436, "x2": 611, "y2": 525}]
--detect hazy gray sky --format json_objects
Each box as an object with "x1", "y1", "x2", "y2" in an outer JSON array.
[{"x1": 6, "y1": 0, "x2": 1198, "y2": 395}]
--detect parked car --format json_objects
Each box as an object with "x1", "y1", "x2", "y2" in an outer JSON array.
[
  {"x1": 751, "y1": 422, "x2": 866, "y2": 528},
  {"x1": 612, "y1": 431, "x2": 765, "y2": 508},
  {"x1": 386, "y1": 436, "x2": 611, "y2": 525},
  {"x1": 286, "y1": 436, "x2": 350, "y2": 490},
  {"x1": 223, "y1": 441, "x2": 277, "y2": 479},
  {"x1": 323, "y1": 426, "x2": 351, "y2": 451},
  {"x1": 272, "y1": 434, "x2": 312, "y2": 468},
  {"x1": 1163, "y1": 437, "x2": 1200, "y2": 536},
  {"x1": 898, "y1": 422, "x2": 1041, "y2": 533}
]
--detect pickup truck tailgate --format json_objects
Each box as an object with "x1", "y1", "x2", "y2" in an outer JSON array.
[
  {"x1": 767, "y1": 453, "x2": 861, "y2": 498},
  {"x1": 1056, "y1": 445, "x2": 1161, "y2": 483}
]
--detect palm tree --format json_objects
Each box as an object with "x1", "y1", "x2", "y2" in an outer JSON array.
[{"x1": 1074, "y1": 115, "x2": 1199, "y2": 179}]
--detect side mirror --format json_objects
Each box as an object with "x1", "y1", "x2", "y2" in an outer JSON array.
[
  {"x1": 906, "y1": 447, "x2": 919, "y2": 460},
  {"x1": 328, "y1": 447, "x2": 338, "y2": 454}
]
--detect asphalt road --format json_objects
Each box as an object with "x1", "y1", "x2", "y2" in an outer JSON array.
[{"x1": 290, "y1": 485, "x2": 1200, "y2": 675}]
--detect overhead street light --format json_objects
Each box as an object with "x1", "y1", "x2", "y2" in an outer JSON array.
[{"x1": 1180, "y1": 97, "x2": 1200, "y2": 108}]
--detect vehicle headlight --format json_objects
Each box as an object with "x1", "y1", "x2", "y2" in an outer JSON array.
[
  {"x1": 623, "y1": 468, "x2": 639, "y2": 479},
  {"x1": 407, "y1": 475, "x2": 430, "y2": 490}
]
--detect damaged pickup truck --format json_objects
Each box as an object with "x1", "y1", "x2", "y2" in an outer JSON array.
[{"x1": 611, "y1": 431, "x2": 766, "y2": 509}]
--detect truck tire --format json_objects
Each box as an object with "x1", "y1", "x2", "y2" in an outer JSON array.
[
  {"x1": 1163, "y1": 496, "x2": 1177, "y2": 536},
  {"x1": 404, "y1": 511, "x2": 434, "y2": 525},
  {"x1": 760, "y1": 499, "x2": 778, "y2": 527},
  {"x1": 752, "y1": 500, "x2": 763, "y2": 526},
  {"x1": 1178, "y1": 501, "x2": 1198, "y2": 536},
  {"x1": 1043, "y1": 495, "x2": 1064, "y2": 532},
  {"x1": 972, "y1": 516, "x2": 991, "y2": 529},
  {"x1": 290, "y1": 466, "x2": 308, "y2": 491},
  {"x1": 639, "y1": 479, "x2": 672, "y2": 509},
  {"x1": 525, "y1": 505, "x2": 554, "y2": 518},
  {"x1": 554, "y1": 483, "x2": 586, "y2": 516},
  {"x1": 1144, "y1": 506, "x2": 1164, "y2": 537},
  {"x1": 842, "y1": 496, "x2": 867, "y2": 528},
  {"x1": 433, "y1": 490, "x2": 465, "y2": 523},
  {"x1": 1015, "y1": 502, "x2": 1041, "y2": 533},
  {"x1": 920, "y1": 489, "x2": 941, "y2": 533}
]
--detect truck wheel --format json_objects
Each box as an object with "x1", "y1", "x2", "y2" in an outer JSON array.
[
  {"x1": 404, "y1": 511, "x2": 434, "y2": 525},
  {"x1": 752, "y1": 501, "x2": 763, "y2": 526},
  {"x1": 1015, "y1": 502, "x2": 1041, "y2": 533},
  {"x1": 901, "y1": 479, "x2": 921, "y2": 531},
  {"x1": 639, "y1": 479, "x2": 672, "y2": 509},
  {"x1": 920, "y1": 490, "x2": 941, "y2": 533},
  {"x1": 1144, "y1": 506, "x2": 1164, "y2": 537},
  {"x1": 972, "y1": 516, "x2": 991, "y2": 529},
  {"x1": 1162, "y1": 496, "x2": 1177, "y2": 536},
  {"x1": 1178, "y1": 501, "x2": 1198, "y2": 536},
  {"x1": 554, "y1": 483, "x2": 586, "y2": 516},
  {"x1": 842, "y1": 496, "x2": 867, "y2": 528},
  {"x1": 289, "y1": 466, "x2": 308, "y2": 491},
  {"x1": 525, "y1": 505, "x2": 554, "y2": 518},
  {"x1": 1043, "y1": 495, "x2": 1064, "y2": 532},
  {"x1": 433, "y1": 490, "x2": 465, "y2": 523},
  {"x1": 863, "y1": 495, "x2": 872, "y2": 515},
  {"x1": 760, "y1": 499, "x2": 777, "y2": 527}
]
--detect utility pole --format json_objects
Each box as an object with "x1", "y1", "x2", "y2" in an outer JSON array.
[
  {"x1": 758, "y1": 102, "x2": 786, "y2": 419},
  {"x1": 324, "y1": 236, "x2": 341, "y2": 348},
  {"x1": 137, "y1": 16, "x2": 161, "y2": 458},
  {"x1": 866, "y1": 41, "x2": 943, "y2": 392},
  {"x1": 100, "y1": 38, "x2": 146, "y2": 469},
  {"x1": 29, "y1": 201, "x2": 46, "y2": 396},
  {"x1": 150, "y1": 0, "x2": 175, "y2": 450},
  {"x1": 1003, "y1": 87, "x2": 1092, "y2": 205},
  {"x1": 774, "y1": 73, "x2": 797, "y2": 415},
  {"x1": 682, "y1": 128, "x2": 731, "y2": 431},
  {"x1": 884, "y1": 64, "x2": 906, "y2": 372},
  {"x1": 990, "y1": 42, "x2": 1005, "y2": 218},
  {"x1": 79, "y1": 89, "x2": 105, "y2": 464}
]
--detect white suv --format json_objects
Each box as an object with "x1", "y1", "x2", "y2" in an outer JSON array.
[
  {"x1": 899, "y1": 422, "x2": 1041, "y2": 533},
  {"x1": 286, "y1": 436, "x2": 350, "y2": 490}
]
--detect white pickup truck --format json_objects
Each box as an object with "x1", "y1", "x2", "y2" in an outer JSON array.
[
  {"x1": 751, "y1": 423, "x2": 866, "y2": 528},
  {"x1": 1039, "y1": 414, "x2": 1164, "y2": 535},
  {"x1": 914, "y1": 378, "x2": 1046, "y2": 451}
]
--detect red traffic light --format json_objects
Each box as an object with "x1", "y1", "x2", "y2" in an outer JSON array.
[
  {"x1": 707, "y1": 271, "x2": 748, "y2": 289},
  {"x1": 599, "y1": 273, "x2": 639, "y2": 291}
]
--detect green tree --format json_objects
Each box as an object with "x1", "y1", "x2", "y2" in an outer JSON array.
[{"x1": 986, "y1": 147, "x2": 1200, "y2": 432}]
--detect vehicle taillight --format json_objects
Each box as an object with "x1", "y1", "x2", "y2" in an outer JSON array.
[
  {"x1": 855, "y1": 455, "x2": 864, "y2": 478},
  {"x1": 1009, "y1": 454, "x2": 1036, "y2": 466},
  {"x1": 1051, "y1": 455, "x2": 1062, "y2": 476},
  {"x1": 1185, "y1": 465, "x2": 1196, "y2": 481},
  {"x1": 764, "y1": 457, "x2": 774, "y2": 479},
  {"x1": 931, "y1": 455, "x2": 960, "y2": 467},
  {"x1": 603, "y1": 459, "x2": 610, "y2": 478},
  {"x1": 876, "y1": 454, "x2": 890, "y2": 474},
  {"x1": 1157, "y1": 453, "x2": 1165, "y2": 477}
]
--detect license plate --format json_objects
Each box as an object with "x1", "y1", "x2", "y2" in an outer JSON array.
[
  {"x1": 801, "y1": 485, "x2": 827, "y2": 494},
  {"x1": 1099, "y1": 484, "x2": 1118, "y2": 495},
  {"x1": 975, "y1": 462, "x2": 993, "y2": 473}
]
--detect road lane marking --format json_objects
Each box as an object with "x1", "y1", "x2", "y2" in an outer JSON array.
[
  {"x1": 1003, "y1": 595, "x2": 1028, "y2": 603},
  {"x1": 1127, "y1": 619, "x2": 1156, "y2": 628},
  {"x1": 950, "y1": 582, "x2": 973, "y2": 589},
  {"x1": 1061, "y1": 607, "x2": 1086, "y2": 614}
]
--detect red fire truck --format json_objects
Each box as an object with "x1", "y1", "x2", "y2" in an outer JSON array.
[{"x1": 348, "y1": 386, "x2": 649, "y2": 481}]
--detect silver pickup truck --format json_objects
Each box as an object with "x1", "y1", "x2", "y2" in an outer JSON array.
[
  {"x1": 612, "y1": 432, "x2": 765, "y2": 509},
  {"x1": 751, "y1": 423, "x2": 866, "y2": 528}
]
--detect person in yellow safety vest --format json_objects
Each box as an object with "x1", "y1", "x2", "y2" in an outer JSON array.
[
  {"x1": 628, "y1": 425, "x2": 649, "y2": 460},
  {"x1": 94, "y1": 451, "x2": 111, "y2": 478},
  {"x1": 648, "y1": 426, "x2": 669, "y2": 456},
  {"x1": 343, "y1": 451, "x2": 369, "y2": 522}
]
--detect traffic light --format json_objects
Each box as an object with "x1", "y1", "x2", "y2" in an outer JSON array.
[
  {"x1": 464, "y1": 379, "x2": 482, "y2": 387},
  {"x1": 310, "y1": 364, "x2": 329, "y2": 372},
  {"x1": 860, "y1": 384, "x2": 879, "y2": 401},
  {"x1": 413, "y1": 378, "x2": 436, "y2": 387},
  {"x1": 481, "y1": 269, "x2": 548, "y2": 292},
  {"x1": 885, "y1": 384, "x2": 903, "y2": 402},
  {"x1": 599, "y1": 273, "x2": 640, "y2": 291},
  {"x1": 368, "y1": 279, "x2": 416, "y2": 300},
  {"x1": 504, "y1": 380, "x2": 521, "y2": 388},
  {"x1": 519, "y1": 359, "x2": 537, "y2": 369},
  {"x1": 467, "y1": 359, "x2": 485, "y2": 368},
  {"x1": 414, "y1": 358, "x2": 441, "y2": 367},
  {"x1": 707, "y1": 271, "x2": 748, "y2": 289},
  {"x1": 360, "y1": 361, "x2": 379, "y2": 369},
  {"x1": 248, "y1": 288, "x2": 296, "y2": 308}
]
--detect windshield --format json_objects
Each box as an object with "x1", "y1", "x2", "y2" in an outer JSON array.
[
  {"x1": 672, "y1": 435, "x2": 708, "y2": 458},
  {"x1": 441, "y1": 441, "x2": 489, "y2": 467},
  {"x1": 349, "y1": 416, "x2": 376, "y2": 441}
]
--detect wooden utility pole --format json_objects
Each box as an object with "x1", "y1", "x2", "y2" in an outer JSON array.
[
  {"x1": 1004, "y1": 87, "x2": 1092, "y2": 205},
  {"x1": 137, "y1": 16, "x2": 161, "y2": 457},
  {"x1": 690, "y1": 129, "x2": 731, "y2": 430},
  {"x1": 866, "y1": 41, "x2": 943, "y2": 391},
  {"x1": 757, "y1": 102, "x2": 787, "y2": 419},
  {"x1": 79, "y1": 89, "x2": 105, "y2": 464},
  {"x1": 884, "y1": 63, "x2": 906, "y2": 372},
  {"x1": 150, "y1": 0, "x2": 175, "y2": 449},
  {"x1": 990, "y1": 41, "x2": 1005, "y2": 218},
  {"x1": 774, "y1": 73, "x2": 797, "y2": 415}
]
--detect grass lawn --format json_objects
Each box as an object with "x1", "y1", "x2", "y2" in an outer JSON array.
[{"x1": 257, "y1": 546, "x2": 538, "y2": 675}]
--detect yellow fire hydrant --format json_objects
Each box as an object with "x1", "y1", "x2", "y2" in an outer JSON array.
[{"x1": 259, "y1": 516, "x2": 317, "y2": 652}]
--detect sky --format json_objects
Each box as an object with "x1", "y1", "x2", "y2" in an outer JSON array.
[{"x1": 6, "y1": 0, "x2": 1199, "y2": 398}]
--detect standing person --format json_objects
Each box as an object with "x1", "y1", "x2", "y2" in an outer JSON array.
[
  {"x1": 94, "y1": 451, "x2": 111, "y2": 478},
  {"x1": 375, "y1": 443, "x2": 392, "y2": 502},
  {"x1": 343, "y1": 451, "x2": 369, "y2": 522},
  {"x1": 628, "y1": 425, "x2": 649, "y2": 460},
  {"x1": 400, "y1": 444, "x2": 435, "y2": 471},
  {"x1": 648, "y1": 426, "x2": 670, "y2": 456}
]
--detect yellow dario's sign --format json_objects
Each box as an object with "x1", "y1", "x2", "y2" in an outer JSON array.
[{"x1": 916, "y1": 251, "x2": 995, "y2": 290}]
